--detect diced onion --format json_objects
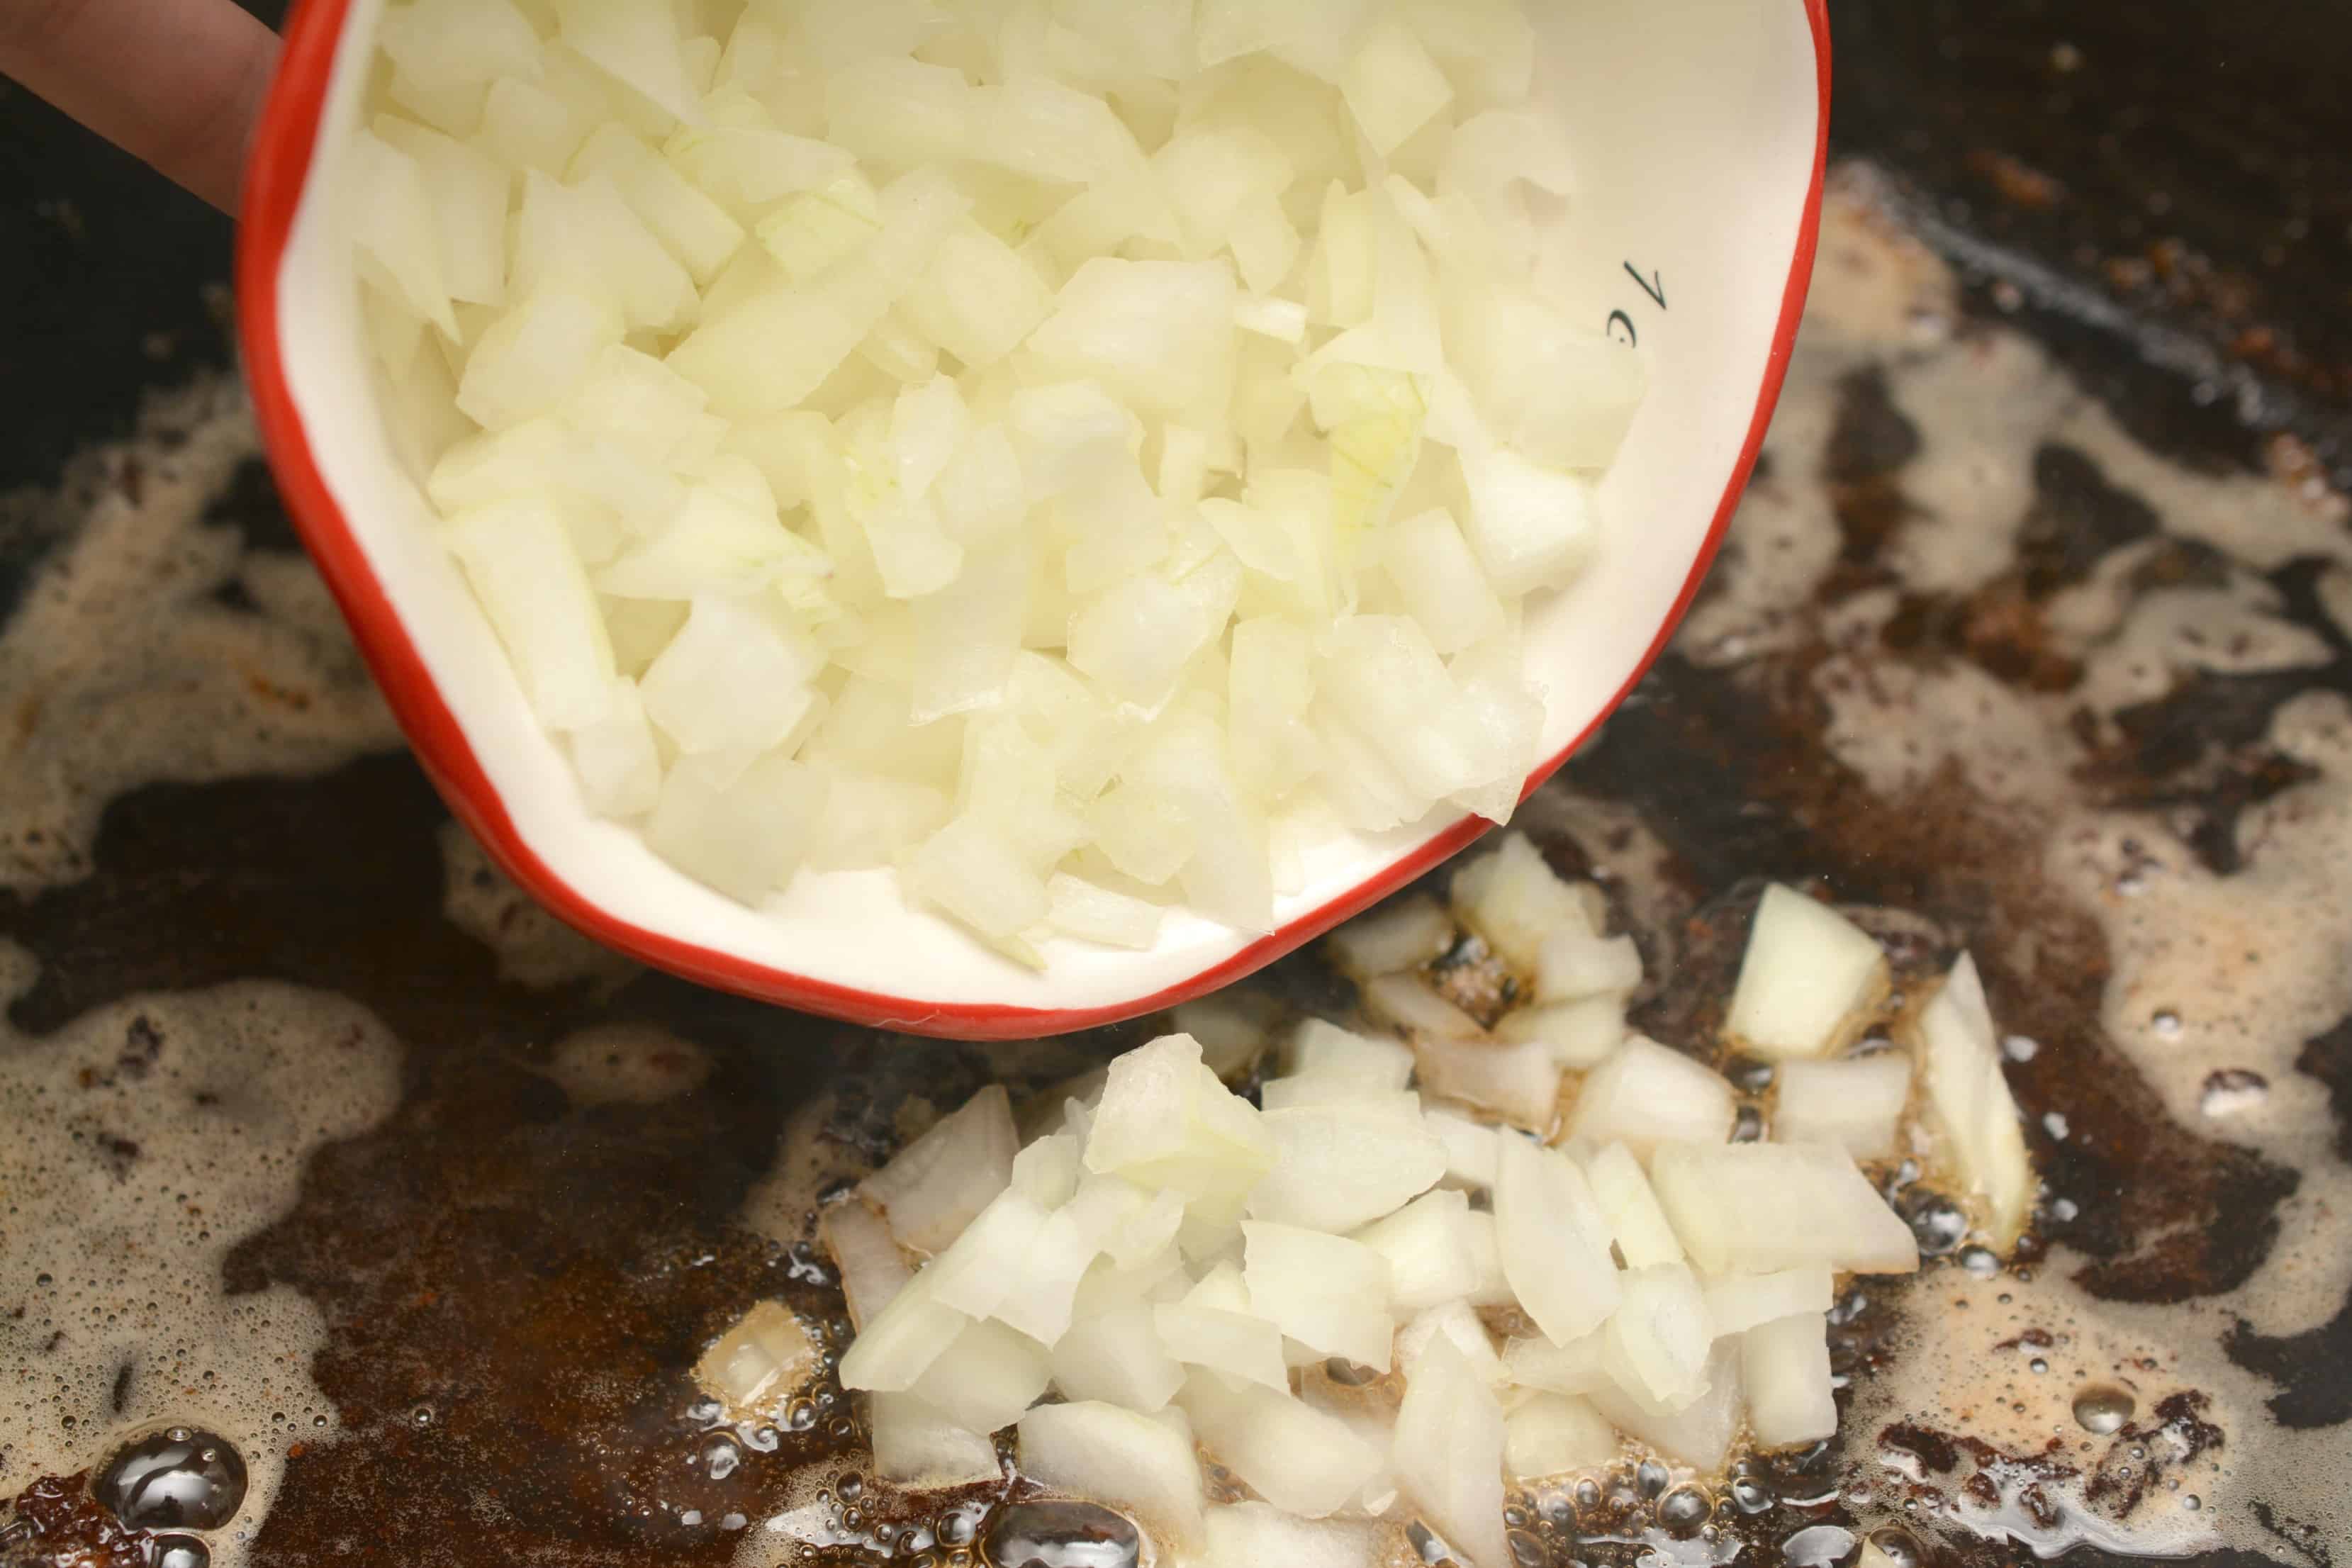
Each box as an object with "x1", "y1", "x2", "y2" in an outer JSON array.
[
  {"x1": 356, "y1": 0, "x2": 1646, "y2": 949},
  {"x1": 1725, "y1": 886, "x2": 1890, "y2": 1060}
]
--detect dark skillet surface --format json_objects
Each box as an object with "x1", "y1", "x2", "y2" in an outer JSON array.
[{"x1": 1, "y1": 3, "x2": 2348, "y2": 1565}]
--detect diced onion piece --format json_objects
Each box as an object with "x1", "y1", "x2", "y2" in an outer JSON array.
[
  {"x1": 1452, "y1": 291, "x2": 1643, "y2": 472},
  {"x1": 1775, "y1": 1054, "x2": 1913, "y2": 1159},
  {"x1": 1248, "y1": 1104, "x2": 1445, "y2": 1232},
  {"x1": 1404, "y1": 0, "x2": 1533, "y2": 103},
  {"x1": 1535, "y1": 931, "x2": 1643, "y2": 1004},
  {"x1": 860, "y1": 1083, "x2": 1018, "y2": 1253},
  {"x1": 1085, "y1": 1036, "x2": 1277, "y2": 1209},
  {"x1": 1182, "y1": 1377, "x2": 1384, "y2": 1521},
  {"x1": 1068, "y1": 554, "x2": 1243, "y2": 713},
  {"x1": 379, "y1": 0, "x2": 541, "y2": 95},
  {"x1": 1260, "y1": 1081, "x2": 1420, "y2": 1116},
  {"x1": 695, "y1": 1301, "x2": 817, "y2": 1416},
  {"x1": 1283, "y1": 1019, "x2": 1415, "y2": 1089},
  {"x1": 571, "y1": 123, "x2": 746, "y2": 283},
  {"x1": 1585, "y1": 1141, "x2": 1684, "y2": 1268},
  {"x1": 820, "y1": 1199, "x2": 913, "y2": 1331},
  {"x1": 555, "y1": 0, "x2": 705, "y2": 126},
  {"x1": 1341, "y1": 15, "x2": 1454, "y2": 157},
  {"x1": 1499, "y1": 1331, "x2": 1608, "y2": 1396},
  {"x1": 902, "y1": 221, "x2": 1056, "y2": 370},
  {"x1": 667, "y1": 169, "x2": 970, "y2": 418},
  {"x1": 1701, "y1": 1266, "x2": 1835, "y2": 1339},
  {"x1": 447, "y1": 496, "x2": 617, "y2": 731},
  {"x1": 1174, "y1": 992, "x2": 1285, "y2": 1081},
  {"x1": 839, "y1": 1270, "x2": 970, "y2": 1394},
  {"x1": 639, "y1": 594, "x2": 819, "y2": 756},
  {"x1": 1414, "y1": 1036, "x2": 1560, "y2": 1132},
  {"x1": 1018, "y1": 1403, "x2": 1206, "y2": 1551},
  {"x1": 1029, "y1": 259, "x2": 1239, "y2": 419},
  {"x1": 1242, "y1": 1221, "x2": 1395, "y2": 1372},
  {"x1": 459, "y1": 285, "x2": 624, "y2": 431},
  {"x1": 870, "y1": 1393, "x2": 1002, "y2": 1486},
  {"x1": 922, "y1": 1187, "x2": 1053, "y2": 1321},
  {"x1": 1492, "y1": 1133, "x2": 1620, "y2": 1347},
  {"x1": 1459, "y1": 446, "x2": 1598, "y2": 598},
  {"x1": 907, "y1": 816, "x2": 1051, "y2": 945},
  {"x1": 1494, "y1": 996, "x2": 1628, "y2": 1069},
  {"x1": 569, "y1": 678, "x2": 661, "y2": 818},
  {"x1": 1650, "y1": 1141, "x2": 1921, "y2": 1276},
  {"x1": 1450, "y1": 833, "x2": 1593, "y2": 969},
  {"x1": 347, "y1": 129, "x2": 459, "y2": 340},
  {"x1": 1603, "y1": 1263, "x2": 1715, "y2": 1409},
  {"x1": 1503, "y1": 1393, "x2": 1617, "y2": 1481},
  {"x1": 1046, "y1": 874, "x2": 1164, "y2": 950},
  {"x1": 1743, "y1": 1312, "x2": 1838, "y2": 1449},
  {"x1": 646, "y1": 754, "x2": 828, "y2": 904},
  {"x1": 1586, "y1": 1343, "x2": 1745, "y2": 1472},
  {"x1": 1365, "y1": 974, "x2": 1486, "y2": 1043},
  {"x1": 1350, "y1": 1189, "x2": 1482, "y2": 1314},
  {"x1": 993, "y1": 1206, "x2": 1106, "y2": 1346},
  {"x1": 1913, "y1": 953, "x2": 2036, "y2": 1247},
  {"x1": 1052, "y1": 1298, "x2": 1186, "y2": 1413},
  {"x1": 1234, "y1": 294, "x2": 1310, "y2": 343},
  {"x1": 1382, "y1": 508, "x2": 1506, "y2": 656},
  {"x1": 1565, "y1": 1038, "x2": 1737, "y2": 1159},
  {"x1": 1326, "y1": 894, "x2": 1455, "y2": 980},
  {"x1": 372, "y1": 116, "x2": 508, "y2": 307},
  {"x1": 1423, "y1": 1107, "x2": 1501, "y2": 1190},
  {"x1": 1460, "y1": 1209, "x2": 1514, "y2": 1307},
  {"x1": 1396, "y1": 1299, "x2": 1506, "y2": 1387},
  {"x1": 905, "y1": 1316, "x2": 1052, "y2": 1435},
  {"x1": 823, "y1": 56, "x2": 973, "y2": 166},
  {"x1": 1205, "y1": 1504, "x2": 1377, "y2": 1568},
  {"x1": 1725, "y1": 885, "x2": 1891, "y2": 1060},
  {"x1": 1390, "y1": 1338, "x2": 1509, "y2": 1568},
  {"x1": 1155, "y1": 1270, "x2": 1289, "y2": 1392}
]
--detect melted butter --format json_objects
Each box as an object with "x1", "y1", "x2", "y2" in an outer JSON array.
[
  {"x1": 0, "y1": 380, "x2": 398, "y2": 892},
  {"x1": 0, "y1": 980, "x2": 401, "y2": 1565}
]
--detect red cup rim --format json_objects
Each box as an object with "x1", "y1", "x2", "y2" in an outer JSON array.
[{"x1": 234, "y1": 0, "x2": 1832, "y2": 1041}]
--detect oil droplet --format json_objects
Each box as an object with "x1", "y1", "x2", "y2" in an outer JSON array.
[
  {"x1": 2029, "y1": 1358, "x2": 2049, "y2": 1374},
  {"x1": 1959, "y1": 1245, "x2": 2000, "y2": 1279},
  {"x1": 95, "y1": 1428, "x2": 248, "y2": 1531},
  {"x1": 2073, "y1": 1385, "x2": 2135, "y2": 1434},
  {"x1": 702, "y1": 1435, "x2": 741, "y2": 1482},
  {"x1": 1658, "y1": 1486, "x2": 1713, "y2": 1535},
  {"x1": 152, "y1": 1535, "x2": 210, "y2": 1568},
  {"x1": 2151, "y1": 1009, "x2": 2183, "y2": 1038},
  {"x1": 787, "y1": 1399, "x2": 817, "y2": 1431},
  {"x1": 1728, "y1": 1477, "x2": 1773, "y2": 1515},
  {"x1": 720, "y1": 1513, "x2": 746, "y2": 1532},
  {"x1": 742, "y1": 1423, "x2": 780, "y2": 1453},
  {"x1": 1572, "y1": 1479, "x2": 1603, "y2": 1511},
  {"x1": 410, "y1": 1405, "x2": 434, "y2": 1428},
  {"x1": 2183, "y1": 1494, "x2": 2202, "y2": 1511},
  {"x1": 1902, "y1": 1192, "x2": 1969, "y2": 1257},
  {"x1": 938, "y1": 1505, "x2": 983, "y2": 1547},
  {"x1": 1635, "y1": 1459, "x2": 1670, "y2": 1498},
  {"x1": 1506, "y1": 1528, "x2": 1548, "y2": 1567},
  {"x1": 982, "y1": 1500, "x2": 1141, "y2": 1568}
]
